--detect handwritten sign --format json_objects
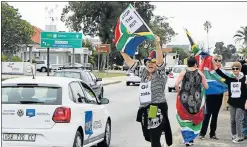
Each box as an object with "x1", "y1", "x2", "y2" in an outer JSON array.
[{"x1": 121, "y1": 7, "x2": 143, "y2": 34}]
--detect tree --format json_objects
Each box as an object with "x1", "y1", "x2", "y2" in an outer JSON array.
[
  {"x1": 203, "y1": 21, "x2": 212, "y2": 53},
  {"x1": 213, "y1": 42, "x2": 238, "y2": 65},
  {"x1": 137, "y1": 15, "x2": 176, "y2": 59},
  {"x1": 1, "y1": 2, "x2": 34, "y2": 54},
  {"x1": 233, "y1": 26, "x2": 247, "y2": 47},
  {"x1": 171, "y1": 47, "x2": 190, "y2": 61},
  {"x1": 61, "y1": 2, "x2": 155, "y2": 70},
  {"x1": 83, "y1": 38, "x2": 96, "y2": 65}
]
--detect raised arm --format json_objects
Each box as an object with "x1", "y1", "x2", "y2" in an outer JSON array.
[
  {"x1": 212, "y1": 58, "x2": 231, "y2": 82},
  {"x1": 155, "y1": 36, "x2": 164, "y2": 66},
  {"x1": 120, "y1": 52, "x2": 135, "y2": 68},
  {"x1": 198, "y1": 70, "x2": 209, "y2": 89}
]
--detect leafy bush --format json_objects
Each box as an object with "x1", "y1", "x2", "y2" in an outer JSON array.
[
  {"x1": 10, "y1": 56, "x2": 22, "y2": 62},
  {"x1": 1, "y1": 55, "x2": 7, "y2": 61}
]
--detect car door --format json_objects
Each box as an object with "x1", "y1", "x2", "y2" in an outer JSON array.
[
  {"x1": 89, "y1": 72, "x2": 101, "y2": 96},
  {"x1": 69, "y1": 82, "x2": 100, "y2": 143},
  {"x1": 79, "y1": 82, "x2": 106, "y2": 142},
  {"x1": 85, "y1": 71, "x2": 99, "y2": 96}
]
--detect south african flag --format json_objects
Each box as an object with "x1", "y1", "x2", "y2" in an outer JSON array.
[{"x1": 113, "y1": 4, "x2": 154, "y2": 56}]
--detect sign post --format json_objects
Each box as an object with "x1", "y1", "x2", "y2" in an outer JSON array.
[
  {"x1": 47, "y1": 48, "x2": 50, "y2": 76},
  {"x1": 40, "y1": 32, "x2": 83, "y2": 75},
  {"x1": 95, "y1": 44, "x2": 111, "y2": 72},
  {"x1": 41, "y1": 32, "x2": 83, "y2": 48}
]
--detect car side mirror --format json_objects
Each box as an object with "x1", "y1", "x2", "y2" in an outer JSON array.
[
  {"x1": 97, "y1": 78, "x2": 102, "y2": 82},
  {"x1": 100, "y1": 98, "x2": 109, "y2": 104}
]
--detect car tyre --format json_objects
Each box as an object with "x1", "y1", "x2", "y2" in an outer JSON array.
[
  {"x1": 126, "y1": 82, "x2": 130, "y2": 86},
  {"x1": 41, "y1": 67, "x2": 47, "y2": 72},
  {"x1": 98, "y1": 120, "x2": 111, "y2": 147},
  {"x1": 168, "y1": 87, "x2": 172, "y2": 92},
  {"x1": 73, "y1": 131, "x2": 83, "y2": 147}
]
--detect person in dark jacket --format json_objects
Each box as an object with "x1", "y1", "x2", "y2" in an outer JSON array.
[
  {"x1": 213, "y1": 60, "x2": 247, "y2": 143},
  {"x1": 238, "y1": 59, "x2": 247, "y2": 139},
  {"x1": 200, "y1": 55, "x2": 224, "y2": 140}
]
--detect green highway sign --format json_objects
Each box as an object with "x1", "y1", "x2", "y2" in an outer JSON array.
[{"x1": 40, "y1": 32, "x2": 83, "y2": 48}]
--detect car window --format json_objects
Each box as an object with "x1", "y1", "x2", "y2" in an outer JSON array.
[
  {"x1": 69, "y1": 82, "x2": 85, "y2": 102},
  {"x1": 36, "y1": 61, "x2": 45, "y2": 64},
  {"x1": 54, "y1": 71, "x2": 81, "y2": 79},
  {"x1": 80, "y1": 82, "x2": 97, "y2": 104},
  {"x1": 173, "y1": 67, "x2": 186, "y2": 73},
  {"x1": 89, "y1": 72, "x2": 97, "y2": 81},
  {"x1": 81, "y1": 71, "x2": 91, "y2": 82},
  {"x1": 68, "y1": 86, "x2": 76, "y2": 103},
  {"x1": 85, "y1": 72, "x2": 93, "y2": 82},
  {"x1": 2, "y1": 86, "x2": 62, "y2": 105}
]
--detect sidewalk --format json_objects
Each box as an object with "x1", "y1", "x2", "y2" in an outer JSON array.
[{"x1": 173, "y1": 109, "x2": 247, "y2": 147}]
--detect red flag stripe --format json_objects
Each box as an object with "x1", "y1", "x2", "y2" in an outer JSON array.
[
  {"x1": 176, "y1": 95, "x2": 204, "y2": 125},
  {"x1": 113, "y1": 19, "x2": 121, "y2": 44}
]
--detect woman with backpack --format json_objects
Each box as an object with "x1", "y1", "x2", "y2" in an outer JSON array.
[{"x1": 175, "y1": 56, "x2": 208, "y2": 146}]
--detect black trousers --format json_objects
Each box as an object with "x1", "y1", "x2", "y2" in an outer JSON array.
[
  {"x1": 200, "y1": 94, "x2": 223, "y2": 137},
  {"x1": 137, "y1": 103, "x2": 172, "y2": 147}
]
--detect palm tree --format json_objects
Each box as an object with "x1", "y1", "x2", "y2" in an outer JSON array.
[
  {"x1": 203, "y1": 21, "x2": 212, "y2": 53},
  {"x1": 233, "y1": 26, "x2": 247, "y2": 47}
]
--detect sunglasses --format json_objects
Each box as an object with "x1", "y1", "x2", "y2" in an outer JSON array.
[
  {"x1": 147, "y1": 59, "x2": 156, "y2": 63},
  {"x1": 232, "y1": 67, "x2": 239, "y2": 71},
  {"x1": 214, "y1": 59, "x2": 222, "y2": 62}
]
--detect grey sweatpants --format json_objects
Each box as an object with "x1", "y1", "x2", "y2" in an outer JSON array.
[{"x1": 229, "y1": 105, "x2": 245, "y2": 138}]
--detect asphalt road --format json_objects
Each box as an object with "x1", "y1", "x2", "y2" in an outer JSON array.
[{"x1": 103, "y1": 82, "x2": 180, "y2": 147}]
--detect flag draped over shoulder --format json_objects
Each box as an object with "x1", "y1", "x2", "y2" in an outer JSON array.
[
  {"x1": 185, "y1": 28, "x2": 228, "y2": 95},
  {"x1": 176, "y1": 89, "x2": 206, "y2": 143},
  {"x1": 176, "y1": 29, "x2": 229, "y2": 143},
  {"x1": 113, "y1": 4, "x2": 154, "y2": 56}
]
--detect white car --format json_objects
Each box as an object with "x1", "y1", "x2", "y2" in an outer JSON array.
[
  {"x1": 167, "y1": 65, "x2": 187, "y2": 92},
  {"x1": 36, "y1": 60, "x2": 52, "y2": 72},
  {"x1": 126, "y1": 65, "x2": 145, "y2": 86},
  {"x1": 126, "y1": 72, "x2": 141, "y2": 86},
  {"x1": 2, "y1": 76, "x2": 111, "y2": 147}
]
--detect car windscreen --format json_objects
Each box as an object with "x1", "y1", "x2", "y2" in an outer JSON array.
[
  {"x1": 54, "y1": 71, "x2": 81, "y2": 79},
  {"x1": 173, "y1": 67, "x2": 186, "y2": 73},
  {"x1": 2, "y1": 86, "x2": 62, "y2": 105}
]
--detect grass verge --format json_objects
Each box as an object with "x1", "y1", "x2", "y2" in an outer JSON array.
[{"x1": 92, "y1": 72, "x2": 126, "y2": 78}]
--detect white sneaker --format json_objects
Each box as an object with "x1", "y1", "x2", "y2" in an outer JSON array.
[
  {"x1": 232, "y1": 135, "x2": 237, "y2": 140},
  {"x1": 232, "y1": 137, "x2": 243, "y2": 143}
]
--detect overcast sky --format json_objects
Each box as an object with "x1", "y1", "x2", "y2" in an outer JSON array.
[{"x1": 8, "y1": 1, "x2": 247, "y2": 52}]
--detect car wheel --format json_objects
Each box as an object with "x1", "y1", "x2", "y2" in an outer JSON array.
[
  {"x1": 98, "y1": 120, "x2": 111, "y2": 147},
  {"x1": 73, "y1": 131, "x2": 83, "y2": 147},
  {"x1": 41, "y1": 67, "x2": 47, "y2": 72},
  {"x1": 126, "y1": 82, "x2": 130, "y2": 86},
  {"x1": 168, "y1": 87, "x2": 172, "y2": 92}
]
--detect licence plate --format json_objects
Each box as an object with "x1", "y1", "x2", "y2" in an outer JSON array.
[{"x1": 2, "y1": 133, "x2": 36, "y2": 142}]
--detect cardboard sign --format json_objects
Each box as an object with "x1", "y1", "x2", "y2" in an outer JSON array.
[{"x1": 121, "y1": 7, "x2": 144, "y2": 34}]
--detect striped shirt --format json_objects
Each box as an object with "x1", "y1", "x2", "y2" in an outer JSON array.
[{"x1": 130, "y1": 62, "x2": 167, "y2": 106}]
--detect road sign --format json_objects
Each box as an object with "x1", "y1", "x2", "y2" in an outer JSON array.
[
  {"x1": 40, "y1": 32, "x2": 83, "y2": 48},
  {"x1": 95, "y1": 44, "x2": 111, "y2": 54}
]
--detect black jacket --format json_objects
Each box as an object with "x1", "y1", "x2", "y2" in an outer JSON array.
[
  {"x1": 216, "y1": 69, "x2": 247, "y2": 109},
  {"x1": 136, "y1": 103, "x2": 173, "y2": 146},
  {"x1": 239, "y1": 60, "x2": 247, "y2": 75}
]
